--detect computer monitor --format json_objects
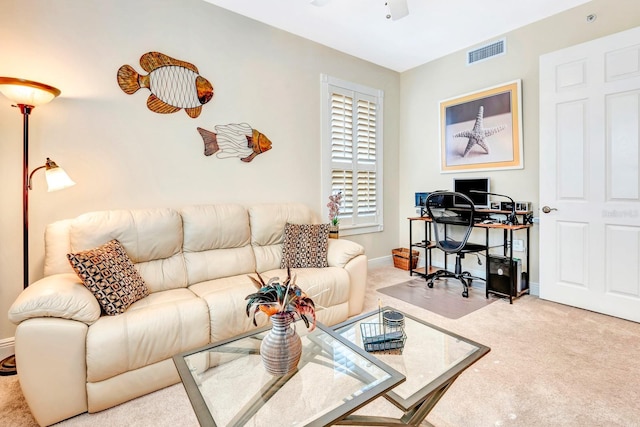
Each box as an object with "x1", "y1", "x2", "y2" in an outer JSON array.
[
  {"x1": 414, "y1": 192, "x2": 429, "y2": 207},
  {"x1": 453, "y1": 177, "x2": 490, "y2": 208}
]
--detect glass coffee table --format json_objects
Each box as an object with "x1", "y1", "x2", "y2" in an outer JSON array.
[
  {"x1": 332, "y1": 307, "x2": 490, "y2": 426},
  {"x1": 173, "y1": 322, "x2": 405, "y2": 427}
]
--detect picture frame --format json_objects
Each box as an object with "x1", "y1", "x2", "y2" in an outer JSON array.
[{"x1": 439, "y1": 79, "x2": 523, "y2": 173}]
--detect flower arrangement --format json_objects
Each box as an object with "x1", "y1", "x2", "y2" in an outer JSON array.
[
  {"x1": 245, "y1": 268, "x2": 316, "y2": 331},
  {"x1": 327, "y1": 191, "x2": 343, "y2": 226}
]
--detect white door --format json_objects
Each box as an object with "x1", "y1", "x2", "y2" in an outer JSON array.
[{"x1": 539, "y1": 26, "x2": 640, "y2": 323}]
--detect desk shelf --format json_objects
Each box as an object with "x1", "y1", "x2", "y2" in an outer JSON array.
[
  {"x1": 407, "y1": 217, "x2": 434, "y2": 282},
  {"x1": 411, "y1": 266, "x2": 439, "y2": 276},
  {"x1": 408, "y1": 213, "x2": 533, "y2": 304}
]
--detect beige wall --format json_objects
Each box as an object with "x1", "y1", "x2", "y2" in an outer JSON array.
[
  {"x1": 1, "y1": 0, "x2": 638, "y2": 344},
  {"x1": 399, "y1": 0, "x2": 640, "y2": 286},
  {"x1": 0, "y1": 0, "x2": 401, "y2": 340}
]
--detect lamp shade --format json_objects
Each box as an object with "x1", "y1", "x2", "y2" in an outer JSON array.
[
  {"x1": 0, "y1": 77, "x2": 61, "y2": 106},
  {"x1": 43, "y1": 158, "x2": 75, "y2": 192}
]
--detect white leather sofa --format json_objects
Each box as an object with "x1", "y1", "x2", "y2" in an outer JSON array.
[{"x1": 8, "y1": 203, "x2": 367, "y2": 426}]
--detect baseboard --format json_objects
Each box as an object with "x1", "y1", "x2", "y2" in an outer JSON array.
[
  {"x1": 0, "y1": 337, "x2": 15, "y2": 361},
  {"x1": 368, "y1": 255, "x2": 394, "y2": 269}
]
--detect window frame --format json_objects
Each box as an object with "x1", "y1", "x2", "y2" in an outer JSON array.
[{"x1": 320, "y1": 74, "x2": 384, "y2": 236}]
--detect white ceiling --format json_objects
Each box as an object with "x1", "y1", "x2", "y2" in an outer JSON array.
[{"x1": 203, "y1": 0, "x2": 592, "y2": 72}]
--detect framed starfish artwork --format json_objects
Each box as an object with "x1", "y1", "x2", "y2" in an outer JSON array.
[{"x1": 439, "y1": 79, "x2": 523, "y2": 173}]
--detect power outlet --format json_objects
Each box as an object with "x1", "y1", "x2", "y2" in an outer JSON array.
[{"x1": 513, "y1": 239, "x2": 525, "y2": 252}]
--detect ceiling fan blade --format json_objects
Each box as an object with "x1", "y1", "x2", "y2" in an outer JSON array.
[{"x1": 386, "y1": 0, "x2": 409, "y2": 20}]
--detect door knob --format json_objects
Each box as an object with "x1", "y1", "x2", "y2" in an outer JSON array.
[{"x1": 541, "y1": 206, "x2": 557, "y2": 214}]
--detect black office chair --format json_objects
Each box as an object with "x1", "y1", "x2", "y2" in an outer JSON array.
[{"x1": 425, "y1": 191, "x2": 487, "y2": 298}]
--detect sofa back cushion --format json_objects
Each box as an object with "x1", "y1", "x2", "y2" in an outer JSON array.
[
  {"x1": 47, "y1": 208, "x2": 187, "y2": 293},
  {"x1": 181, "y1": 204, "x2": 255, "y2": 284},
  {"x1": 248, "y1": 203, "x2": 320, "y2": 272},
  {"x1": 43, "y1": 203, "x2": 321, "y2": 290},
  {"x1": 44, "y1": 219, "x2": 76, "y2": 277}
]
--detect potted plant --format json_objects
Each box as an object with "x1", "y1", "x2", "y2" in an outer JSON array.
[
  {"x1": 245, "y1": 268, "x2": 316, "y2": 375},
  {"x1": 327, "y1": 191, "x2": 343, "y2": 239}
]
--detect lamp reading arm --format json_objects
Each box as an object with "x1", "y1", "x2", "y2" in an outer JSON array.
[
  {"x1": 27, "y1": 165, "x2": 47, "y2": 190},
  {"x1": 28, "y1": 158, "x2": 75, "y2": 191}
]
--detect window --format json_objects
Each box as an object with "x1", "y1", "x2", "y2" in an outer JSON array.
[{"x1": 321, "y1": 74, "x2": 383, "y2": 235}]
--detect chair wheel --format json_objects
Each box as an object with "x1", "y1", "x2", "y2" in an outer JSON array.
[
  {"x1": 427, "y1": 281, "x2": 434, "y2": 288},
  {"x1": 462, "y1": 290, "x2": 469, "y2": 298}
]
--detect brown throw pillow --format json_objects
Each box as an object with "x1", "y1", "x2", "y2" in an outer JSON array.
[
  {"x1": 281, "y1": 223, "x2": 329, "y2": 268},
  {"x1": 67, "y1": 239, "x2": 149, "y2": 316}
]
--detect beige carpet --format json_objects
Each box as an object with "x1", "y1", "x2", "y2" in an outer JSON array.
[{"x1": 3, "y1": 265, "x2": 640, "y2": 426}]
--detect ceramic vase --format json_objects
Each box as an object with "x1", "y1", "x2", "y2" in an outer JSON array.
[
  {"x1": 260, "y1": 312, "x2": 302, "y2": 376},
  {"x1": 329, "y1": 224, "x2": 339, "y2": 239}
]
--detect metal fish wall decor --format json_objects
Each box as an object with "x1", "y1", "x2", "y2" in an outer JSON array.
[
  {"x1": 117, "y1": 52, "x2": 214, "y2": 118},
  {"x1": 197, "y1": 123, "x2": 272, "y2": 163}
]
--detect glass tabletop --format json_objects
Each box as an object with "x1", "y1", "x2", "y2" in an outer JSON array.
[
  {"x1": 333, "y1": 307, "x2": 490, "y2": 411},
  {"x1": 173, "y1": 321, "x2": 405, "y2": 427}
]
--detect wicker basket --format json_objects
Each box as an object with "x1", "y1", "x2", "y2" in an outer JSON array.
[{"x1": 392, "y1": 248, "x2": 419, "y2": 270}]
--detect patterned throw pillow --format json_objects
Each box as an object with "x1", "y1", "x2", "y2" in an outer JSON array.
[
  {"x1": 280, "y1": 223, "x2": 329, "y2": 268},
  {"x1": 67, "y1": 239, "x2": 149, "y2": 316}
]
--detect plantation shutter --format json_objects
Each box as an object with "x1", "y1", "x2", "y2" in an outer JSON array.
[
  {"x1": 356, "y1": 97, "x2": 377, "y2": 219},
  {"x1": 329, "y1": 85, "x2": 379, "y2": 225}
]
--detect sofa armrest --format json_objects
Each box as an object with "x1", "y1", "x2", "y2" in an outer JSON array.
[
  {"x1": 327, "y1": 239, "x2": 365, "y2": 268},
  {"x1": 16, "y1": 318, "x2": 89, "y2": 426},
  {"x1": 8, "y1": 273, "x2": 101, "y2": 325}
]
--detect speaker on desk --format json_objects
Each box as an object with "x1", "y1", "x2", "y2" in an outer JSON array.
[
  {"x1": 515, "y1": 201, "x2": 532, "y2": 211},
  {"x1": 500, "y1": 201, "x2": 515, "y2": 211},
  {"x1": 488, "y1": 255, "x2": 522, "y2": 296}
]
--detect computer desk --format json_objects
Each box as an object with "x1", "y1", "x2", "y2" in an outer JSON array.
[{"x1": 407, "y1": 211, "x2": 533, "y2": 303}]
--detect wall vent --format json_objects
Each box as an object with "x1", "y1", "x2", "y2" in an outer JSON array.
[{"x1": 467, "y1": 38, "x2": 506, "y2": 65}]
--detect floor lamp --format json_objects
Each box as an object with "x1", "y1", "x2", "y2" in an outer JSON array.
[{"x1": 0, "y1": 77, "x2": 75, "y2": 376}]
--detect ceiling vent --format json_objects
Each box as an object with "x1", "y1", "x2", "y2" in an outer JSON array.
[{"x1": 467, "y1": 38, "x2": 506, "y2": 65}]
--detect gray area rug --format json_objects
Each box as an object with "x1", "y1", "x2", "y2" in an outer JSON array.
[{"x1": 377, "y1": 277, "x2": 497, "y2": 319}]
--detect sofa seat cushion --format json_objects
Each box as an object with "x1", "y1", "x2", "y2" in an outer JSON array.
[
  {"x1": 189, "y1": 276, "x2": 269, "y2": 344},
  {"x1": 262, "y1": 268, "x2": 351, "y2": 318},
  {"x1": 86, "y1": 288, "x2": 209, "y2": 383},
  {"x1": 190, "y1": 267, "x2": 351, "y2": 343}
]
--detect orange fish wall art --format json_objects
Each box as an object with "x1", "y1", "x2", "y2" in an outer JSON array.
[
  {"x1": 197, "y1": 123, "x2": 272, "y2": 163},
  {"x1": 117, "y1": 52, "x2": 214, "y2": 118}
]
